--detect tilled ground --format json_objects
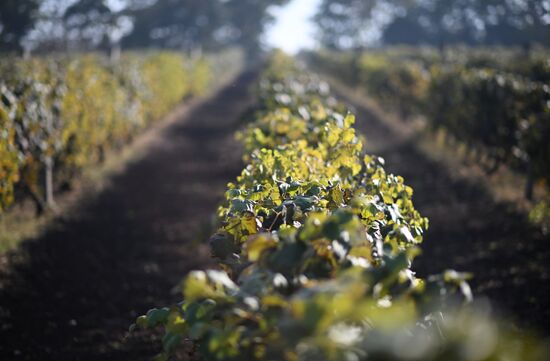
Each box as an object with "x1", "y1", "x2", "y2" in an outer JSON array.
[
  {"x1": 335, "y1": 87, "x2": 550, "y2": 336},
  {"x1": 0, "y1": 71, "x2": 257, "y2": 361}
]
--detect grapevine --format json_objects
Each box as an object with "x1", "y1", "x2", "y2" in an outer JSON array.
[
  {"x1": 0, "y1": 51, "x2": 241, "y2": 214},
  {"x1": 133, "y1": 51, "x2": 547, "y2": 361}
]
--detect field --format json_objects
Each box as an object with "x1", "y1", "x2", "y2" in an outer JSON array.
[{"x1": 1, "y1": 48, "x2": 549, "y2": 360}]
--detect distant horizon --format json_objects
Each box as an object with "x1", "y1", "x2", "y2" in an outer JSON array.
[{"x1": 265, "y1": 0, "x2": 321, "y2": 54}]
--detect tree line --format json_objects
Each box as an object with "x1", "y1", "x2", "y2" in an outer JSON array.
[
  {"x1": 314, "y1": 0, "x2": 550, "y2": 49},
  {"x1": 0, "y1": 0, "x2": 289, "y2": 55}
]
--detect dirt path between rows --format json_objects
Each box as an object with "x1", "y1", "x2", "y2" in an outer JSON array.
[
  {"x1": 0, "y1": 71, "x2": 257, "y2": 361},
  {"x1": 333, "y1": 85, "x2": 550, "y2": 336}
]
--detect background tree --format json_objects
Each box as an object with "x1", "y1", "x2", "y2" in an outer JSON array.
[
  {"x1": 315, "y1": 0, "x2": 550, "y2": 48},
  {"x1": 62, "y1": 0, "x2": 115, "y2": 50},
  {"x1": 382, "y1": 0, "x2": 550, "y2": 47},
  {"x1": 314, "y1": 0, "x2": 379, "y2": 49},
  {"x1": 122, "y1": 0, "x2": 289, "y2": 57},
  {"x1": 0, "y1": 0, "x2": 40, "y2": 52},
  {"x1": 13, "y1": 0, "x2": 289, "y2": 56},
  {"x1": 121, "y1": 0, "x2": 226, "y2": 50}
]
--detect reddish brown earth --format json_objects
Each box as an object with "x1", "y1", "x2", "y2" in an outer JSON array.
[
  {"x1": 336, "y1": 88, "x2": 550, "y2": 336},
  {"x1": 0, "y1": 71, "x2": 257, "y2": 361}
]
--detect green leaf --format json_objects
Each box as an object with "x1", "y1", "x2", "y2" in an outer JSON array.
[
  {"x1": 268, "y1": 241, "x2": 307, "y2": 275},
  {"x1": 145, "y1": 308, "x2": 171, "y2": 327},
  {"x1": 245, "y1": 233, "x2": 278, "y2": 261},
  {"x1": 163, "y1": 332, "x2": 183, "y2": 353},
  {"x1": 230, "y1": 199, "x2": 254, "y2": 213},
  {"x1": 209, "y1": 232, "x2": 238, "y2": 260}
]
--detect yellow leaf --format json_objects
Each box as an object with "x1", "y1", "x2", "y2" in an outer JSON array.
[
  {"x1": 245, "y1": 234, "x2": 278, "y2": 261},
  {"x1": 241, "y1": 212, "x2": 259, "y2": 235},
  {"x1": 344, "y1": 113, "x2": 356, "y2": 127}
]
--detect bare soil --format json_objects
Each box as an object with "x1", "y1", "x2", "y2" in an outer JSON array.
[{"x1": 0, "y1": 71, "x2": 257, "y2": 361}]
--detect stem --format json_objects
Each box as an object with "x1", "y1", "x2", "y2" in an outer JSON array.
[
  {"x1": 25, "y1": 183, "x2": 46, "y2": 216},
  {"x1": 525, "y1": 160, "x2": 535, "y2": 201},
  {"x1": 44, "y1": 156, "x2": 56, "y2": 209},
  {"x1": 267, "y1": 212, "x2": 282, "y2": 232}
]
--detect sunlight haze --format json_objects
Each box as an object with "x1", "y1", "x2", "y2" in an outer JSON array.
[{"x1": 266, "y1": 0, "x2": 321, "y2": 54}]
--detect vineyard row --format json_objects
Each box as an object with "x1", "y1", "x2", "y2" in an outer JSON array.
[
  {"x1": 309, "y1": 49, "x2": 550, "y2": 201},
  {"x1": 133, "y1": 52, "x2": 547, "y2": 361},
  {"x1": 0, "y1": 50, "x2": 242, "y2": 214}
]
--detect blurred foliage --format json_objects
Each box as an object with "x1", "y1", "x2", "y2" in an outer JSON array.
[
  {"x1": 133, "y1": 51, "x2": 549, "y2": 361},
  {"x1": 0, "y1": 0, "x2": 40, "y2": 51},
  {"x1": 62, "y1": 0, "x2": 115, "y2": 49},
  {"x1": 123, "y1": 0, "x2": 289, "y2": 57},
  {"x1": 0, "y1": 50, "x2": 242, "y2": 213},
  {"x1": 315, "y1": 0, "x2": 550, "y2": 48},
  {"x1": 309, "y1": 48, "x2": 550, "y2": 200},
  {"x1": 0, "y1": 86, "x2": 20, "y2": 211},
  {"x1": 121, "y1": 0, "x2": 227, "y2": 50},
  {"x1": 0, "y1": 0, "x2": 289, "y2": 56},
  {"x1": 357, "y1": 54, "x2": 428, "y2": 118},
  {"x1": 530, "y1": 201, "x2": 550, "y2": 235}
]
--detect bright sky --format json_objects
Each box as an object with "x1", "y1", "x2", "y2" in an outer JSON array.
[{"x1": 265, "y1": 0, "x2": 322, "y2": 54}]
